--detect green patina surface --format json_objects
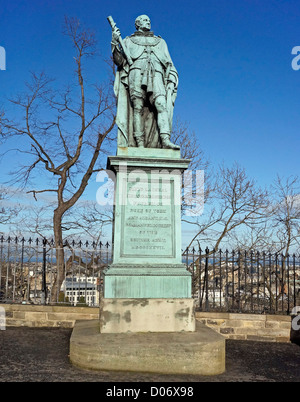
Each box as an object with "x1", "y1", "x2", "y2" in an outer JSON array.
[{"x1": 104, "y1": 273, "x2": 191, "y2": 298}]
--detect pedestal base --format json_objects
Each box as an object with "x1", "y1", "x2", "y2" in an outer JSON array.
[
  {"x1": 100, "y1": 298, "x2": 195, "y2": 333},
  {"x1": 69, "y1": 320, "x2": 226, "y2": 375}
]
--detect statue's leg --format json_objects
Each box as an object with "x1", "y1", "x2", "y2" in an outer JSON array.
[
  {"x1": 132, "y1": 97, "x2": 145, "y2": 147},
  {"x1": 154, "y1": 96, "x2": 169, "y2": 134},
  {"x1": 154, "y1": 96, "x2": 180, "y2": 150}
]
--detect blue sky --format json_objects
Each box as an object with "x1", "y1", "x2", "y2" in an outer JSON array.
[
  {"x1": 1, "y1": 0, "x2": 300, "y2": 241},
  {"x1": 1, "y1": 0, "x2": 299, "y2": 185}
]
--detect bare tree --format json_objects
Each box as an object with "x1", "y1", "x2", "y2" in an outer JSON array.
[
  {"x1": 171, "y1": 118, "x2": 209, "y2": 172},
  {"x1": 0, "y1": 187, "x2": 21, "y2": 230},
  {"x1": 0, "y1": 17, "x2": 116, "y2": 298},
  {"x1": 203, "y1": 174, "x2": 300, "y2": 255},
  {"x1": 58, "y1": 201, "x2": 113, "y2": 243},
  {"x1": 185, "y1": 162, "x2": 270, "y2": 251},
  {"x1": 185, "y1": 170, "x2": 299, "y2": 314},
  {"x1": 265, "y1": 175, "x2": 300, "y2": 305},
  {"x1": 171, "y1": 119, "x2": 211, "y2": 218},
  {"x1": 228, "y1": 221, "x2": 274, "y2": 251},
  {"x1": 270, "y1": 175, "x2": 300, "y2": 256}
]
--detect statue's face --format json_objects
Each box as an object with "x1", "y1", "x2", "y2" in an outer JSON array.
[{"x1": 136, "y1": 15, "x2": 151, "y2": 32}]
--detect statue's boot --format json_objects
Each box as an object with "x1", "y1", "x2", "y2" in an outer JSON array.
[
  {"x1": 160, "y1": 134, "x2": 180, "y2": 150},
  {"x1": 134, "y1": 132, "x2": 145, "y2": 148}
]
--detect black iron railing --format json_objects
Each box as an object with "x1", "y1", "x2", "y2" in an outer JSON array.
[
  {"x1": 0, "y1": 235, "x2": 299, "y2": 314},
  {"x1": 183, "y1": 246, "x2": 300, "y2": 315},
  {"x1": 0, "y1": 236, "x2": 112, "y2": 306}
]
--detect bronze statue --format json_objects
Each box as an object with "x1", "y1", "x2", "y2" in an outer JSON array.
[{"x1": 109, "y1": 15, "x2": 179, "y2": 150}]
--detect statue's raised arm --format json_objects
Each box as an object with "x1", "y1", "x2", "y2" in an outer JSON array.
[{"x1": 107, "y1": 16, "x2": 133, "y2": 66}]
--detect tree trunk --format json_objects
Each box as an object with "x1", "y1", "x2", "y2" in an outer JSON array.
[{"x1": 51, "y1": 209, "x2": 65, "y2": 302}]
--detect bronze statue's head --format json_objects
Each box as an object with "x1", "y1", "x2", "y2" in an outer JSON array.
[{"x1": 135, "y1": 15, "x2": 151, "y2": 32}]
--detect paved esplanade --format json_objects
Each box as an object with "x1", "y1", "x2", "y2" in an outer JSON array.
[{"x1": 0, "y1": 327, "x2": 300, "y2": 382}]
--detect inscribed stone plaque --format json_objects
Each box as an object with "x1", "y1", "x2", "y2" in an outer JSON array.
[{"x1": 120, "y1": 174, "x2": 176, "y2": 258}]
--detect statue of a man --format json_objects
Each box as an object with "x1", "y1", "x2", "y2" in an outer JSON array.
[{"x1": 111, "y1": 15, "x2": 179, "y2": 150}]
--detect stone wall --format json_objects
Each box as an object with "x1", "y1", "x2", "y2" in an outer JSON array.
[
  {"x1": 0, "y1": 304, "x2": 99, "y2": 328},
  {"x1": 196, "y1": 311, "x2": 291, "y2": 342},
  {"x1": 0, "y1": 304, "x2": 292, "y2": 342}
]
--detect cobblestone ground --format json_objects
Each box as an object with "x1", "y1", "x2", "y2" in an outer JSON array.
[{"x1": 0, "y1": 327, "x2": 299, "y2": 382}]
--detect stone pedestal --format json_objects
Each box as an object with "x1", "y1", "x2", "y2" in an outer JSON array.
[
  {"x1": 103, "y1": 147, "x2": 191, "y2": 303},
  {"x1": 101, "y1": 147, "x2": 192, "y2": 333}
]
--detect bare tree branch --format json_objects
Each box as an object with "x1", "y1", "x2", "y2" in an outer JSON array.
[{"x1": 186, "y1": 163, "x2": 270, "y2": 250}]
